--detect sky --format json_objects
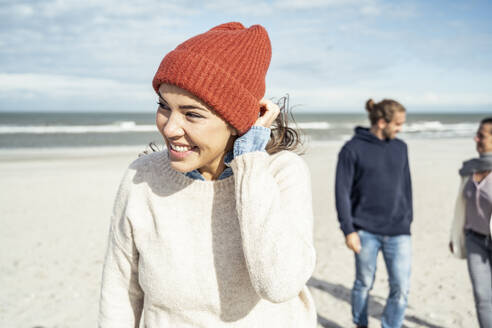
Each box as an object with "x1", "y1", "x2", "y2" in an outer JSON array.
[{"x1": 0, "y1": 0, "x2": 491, "y2": 113}]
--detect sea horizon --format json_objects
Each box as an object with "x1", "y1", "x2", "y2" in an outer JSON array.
[{"x1": 0, "y1": 111, "x2": 488, "y2": 149}]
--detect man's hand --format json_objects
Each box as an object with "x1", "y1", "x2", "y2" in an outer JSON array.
[{"x1": 345, "y1": 232, "x2": 361, "y2": 254}]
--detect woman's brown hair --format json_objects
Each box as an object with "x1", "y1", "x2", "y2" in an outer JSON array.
[
  {"x1": 265, "y1": 95, "x2": 302, "y2": 154},
  {"x1": 366, "y1": 99, "x2": 406, "y2": 125}
]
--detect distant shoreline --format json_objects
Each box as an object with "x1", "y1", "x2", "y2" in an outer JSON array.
[{"x1": 0, "y1": 111, "x2": 484, "y2": 149}]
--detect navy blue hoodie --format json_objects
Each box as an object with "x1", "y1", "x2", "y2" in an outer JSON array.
[{"x1": 335, "y1": 127, "x2": 413, "y2": 236}]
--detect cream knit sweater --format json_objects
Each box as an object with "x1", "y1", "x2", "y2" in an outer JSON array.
[{"x1": 98, "y1": 150, "x2": 317, "y2": 327}]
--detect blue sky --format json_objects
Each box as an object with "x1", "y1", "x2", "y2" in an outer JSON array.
[{"x1": 0, "y1": 0, "x2": 491, "y2": 113}]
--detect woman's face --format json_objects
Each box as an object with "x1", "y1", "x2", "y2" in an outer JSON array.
[
  {"x1": 475, "y1": 123, "x2": 492, "y2": 154},
  {"x1": 156, "y1": 84, "x2": 236, "y2": 180}
]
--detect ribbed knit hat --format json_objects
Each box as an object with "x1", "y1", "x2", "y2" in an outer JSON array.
[{"x1": 152, "y1": 22, "x2": 272, "y2": 135}]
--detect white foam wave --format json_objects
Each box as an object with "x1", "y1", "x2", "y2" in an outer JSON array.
[
  {"x1": 403, "y1": 121, "x2": 476, "y2": 133},
  {"x1": 297, "y1": 122, "x2": 331, "y2": 130},
  {"x1": 0, "y1": 120, "x2": 477, "y2": 138},
  {"x1": 0, "y1": 121, "x2": 156, "y2": 134}
]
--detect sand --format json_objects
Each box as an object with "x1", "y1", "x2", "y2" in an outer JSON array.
[{"x1": 0, "y1": 138, "x2": 479, "y2": 328}]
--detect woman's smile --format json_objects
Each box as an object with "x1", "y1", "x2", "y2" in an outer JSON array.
[{"x1": 168, "y1": 141, "x2": 198, "y2": 160}]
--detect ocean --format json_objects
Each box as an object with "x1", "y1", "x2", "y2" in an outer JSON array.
[{"x1": 0, "y1": 112, "x2": 487, "y2": 149}]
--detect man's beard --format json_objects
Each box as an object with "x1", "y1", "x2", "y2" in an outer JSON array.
[{"x1": 382, "y1": 127, "x2": 394, "y2": 140}]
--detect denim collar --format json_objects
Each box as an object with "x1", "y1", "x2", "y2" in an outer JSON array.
[
  {"x1": 184, "y1": 151, "x2": 233, "y2": 181},
  {"x1": 182, "y1": 125, "x2": 270, "y2": 181}
]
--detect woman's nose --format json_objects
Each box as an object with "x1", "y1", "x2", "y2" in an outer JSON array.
[{"x1": 163, "y1": 113, "x2": 185, "y2": 139}]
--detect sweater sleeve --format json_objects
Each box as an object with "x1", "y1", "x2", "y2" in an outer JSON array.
[
  {"x1": 335, "y1": 146, "x2": 357, "y2": 236},
  {"x1": 230, "y1": 151, "x2": 316, "y2": 303},
  {"x1": 98, "y1": 169, "x2": 144, "y2": 328}
]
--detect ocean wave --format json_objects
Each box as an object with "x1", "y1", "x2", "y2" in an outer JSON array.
[
  {"x1": 297, "y1": 122, "x2": 331, "y2": 130},
  {"x1": 0, "y1": 121, "x2": 157, "y2": 134},
  {"x1": 403, "y1": 121, "x2": 476, "y2": 134},
  {"x1": 0, "y1": 120, "x2": 478, "y2": 137}
]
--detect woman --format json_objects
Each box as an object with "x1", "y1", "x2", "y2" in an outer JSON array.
[
  {"x1": 450, "y1": 117, "x2": 492, "y2": 328},
  {"x1": 98, "y1": 22, "x2": 317, "y2": 327}
]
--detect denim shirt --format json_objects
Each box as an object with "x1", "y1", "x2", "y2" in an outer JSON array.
[{"x1": 185, "y1": 126, "x2": 271, "y2": 181}]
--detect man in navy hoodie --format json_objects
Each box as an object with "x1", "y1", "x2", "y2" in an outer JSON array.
[{"x1": 335, "y1": 99, "x2": 412, "y2": 328}]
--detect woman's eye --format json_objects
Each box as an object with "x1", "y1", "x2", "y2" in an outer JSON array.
[
  {"x1": 186, "y1": 112, "x2": 203, "y2": 119},
  {"x1": 157, "y1": 102, "x2": 170, "y2": 110}
]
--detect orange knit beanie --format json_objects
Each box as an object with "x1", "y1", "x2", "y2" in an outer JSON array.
[{"x1": 152, "y1": 22, "x2": 272, "y2": 135}]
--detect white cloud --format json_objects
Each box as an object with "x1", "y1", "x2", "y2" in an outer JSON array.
[
  {"x1": 1, "y1": 0, "x2": 198, "y2": 21},
  {"x1": 360, "y1": 4, "x2": 381, "y2": 16},
  {"x1": 1, "y1": 71, "x2": 491, "y2": 112},
  {"x1": 268, "y1": 86, "x2": 492, "y2": 110},
  {"x1": 1, "y1": 0, "x2": 491, "y2": 112},
  {"x1": 205, "y1": 0, "x2": 274, "y2": 15},
  {"x1": 406, "y1": 91, "x2": 492, "y2": 107},
  {"x1": 205, "y1": 0, "x2": 376, "y2": 14},
  {"x1": 274, "y1": 0, "x2": 361, "y2": 10},
  {"x1": 12, "y1": 4, "x2": 34, "y2": 17},
  {"x1": 0, "y1": 73, "x2": 152, "y2": 100}
]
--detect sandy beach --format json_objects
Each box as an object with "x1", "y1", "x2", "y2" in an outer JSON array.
[{"x1": 0, "y1": 138, "x2": 479, "y2": 328}]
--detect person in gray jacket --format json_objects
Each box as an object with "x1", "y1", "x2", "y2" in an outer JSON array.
[{"x1": 450, "y1": 117, "x2": 492, "y2": 328}]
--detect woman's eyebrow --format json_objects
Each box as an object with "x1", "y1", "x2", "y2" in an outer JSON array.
[
  {"x1": 178, "y1": 105, "x2": 208, "y2": 112},
  {"x1": 157, "y1": 91, "x2": 208, "y2": 112}
]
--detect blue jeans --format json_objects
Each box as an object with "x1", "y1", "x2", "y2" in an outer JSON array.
[
  {"x1": 465, "y1": 230, "x2": 492, "y2": 328},
  {"x1": 352, "y1": 230, "x2": 412, "y2": 328}
]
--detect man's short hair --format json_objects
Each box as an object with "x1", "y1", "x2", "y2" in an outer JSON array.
[
  {"x1": 366, "y1": 99, "x2": 406, "y2": 125},
  {"x1": 480, "y1": 117, "x2": 492, "y2": 133}
]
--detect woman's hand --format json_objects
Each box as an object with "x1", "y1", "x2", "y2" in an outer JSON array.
[{"x1": 254, "y1": 98, "x2": 280, "y2": 128}]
